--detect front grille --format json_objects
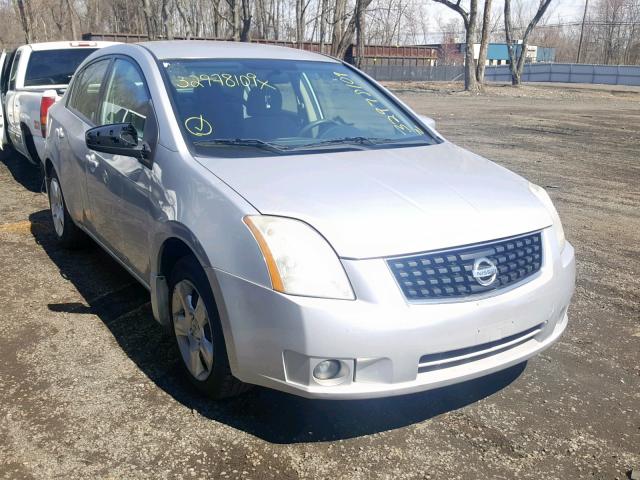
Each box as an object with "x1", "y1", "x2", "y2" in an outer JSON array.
[
  {"x1": 418, "y1": 323, "x2": 545, "y2": 373},
  {"x1": 387, "y1": 231, "x2": 543, "y2": 301}
]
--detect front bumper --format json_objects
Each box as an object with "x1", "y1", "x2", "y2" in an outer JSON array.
[{"x1": 208, "y1": 231, "x2": 575, "y2": 399}]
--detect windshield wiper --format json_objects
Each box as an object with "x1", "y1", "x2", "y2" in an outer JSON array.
[
  {"x1": 193, "y1": 138, "x2": 285, "y2": 153},
  {"x1": 291, "y1": 136, "x2": 375, "y2": 150},
  {"x1": 290, "y1": 136, "x2": 430, "y2": 151}
]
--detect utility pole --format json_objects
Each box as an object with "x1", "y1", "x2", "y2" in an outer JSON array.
[{"x1": 576, "y1": 0, "x2": 589, "y2": 63}]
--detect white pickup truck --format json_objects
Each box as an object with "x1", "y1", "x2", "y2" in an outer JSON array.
[{"x1": 0, "y1": 41, "x2": 117, "y2": 165}]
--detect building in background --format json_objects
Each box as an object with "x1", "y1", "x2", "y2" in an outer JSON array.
[{"x1": 424, "y1": 42, "x2": 556, "y2": 66}]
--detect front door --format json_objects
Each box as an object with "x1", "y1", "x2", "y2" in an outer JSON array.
[{"x1": 89, "y1": 58, "x2": 153, "y2": 280}]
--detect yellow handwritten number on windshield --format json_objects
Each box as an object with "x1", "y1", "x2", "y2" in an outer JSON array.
[{"x1": 184, "y1": 115, "x2": 213, "y2": 137}]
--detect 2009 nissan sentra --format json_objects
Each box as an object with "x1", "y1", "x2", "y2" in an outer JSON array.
[{"x1": 44, "y1": 41, "x2": 575, "y2": 399}]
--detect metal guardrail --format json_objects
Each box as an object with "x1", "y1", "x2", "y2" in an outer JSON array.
[{"x1": 484, "y1": 63, "x2": 640, "y2": 86}]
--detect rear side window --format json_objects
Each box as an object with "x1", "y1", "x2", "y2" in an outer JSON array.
[
  {"x1": 24, "y1": 49, "x2": 97, "y2": 87},
  {"x1": 67, "y1": 59, "x2": 110, "y2": 124},
  {"x1": 99, "y1": 59, "x2": 150, "y2": 139}
]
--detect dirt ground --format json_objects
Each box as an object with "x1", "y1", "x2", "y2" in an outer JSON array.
[{"x1": 0, "y1": 82, "x2": 638, "y2": 480}]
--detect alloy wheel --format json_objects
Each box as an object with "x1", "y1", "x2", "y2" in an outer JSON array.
[
  {"x1": 49, "y1": 178, "x2": 65, "y2": 237},
  {"x1": 171, "y1": 279, "x2": 215, "y2": 381}
]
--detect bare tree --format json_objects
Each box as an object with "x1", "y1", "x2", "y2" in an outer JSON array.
[
  {"x1": 240, "y1": 0, "x2": 251, "y2": 41},
  {"x1": 504, "y1": 0, "x2": 553, "y2": 85},
  {"x1": 433, "y1": 0, "x2": 479, "y2": 92},
  {"x1": 319, "y1": 0, "x2": 329, "y2": 52},
  {"x1": 355, "y1": 0, "x2": 366, "y2": 67},
  {"x1": 14, "y1": 0, "x2": 33, "y2": 43},
  {"x1": 140, "y1": 0, "x2": 157, "y2": 39},
  {"x1": 476, "y1": 0, "x2": 492, "y2": 84},
  {"x1": 296, "y1": 0, "x2": 310, "y2": 47},
  {"x1": 330, "y1": 0, "x2": 374, "y2": 59}
]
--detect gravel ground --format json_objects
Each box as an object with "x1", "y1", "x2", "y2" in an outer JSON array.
[{"x1": 0, "y1": 83, "x2": 639, "y2": 480}]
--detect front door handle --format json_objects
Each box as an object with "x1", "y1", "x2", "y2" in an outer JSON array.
[{"x1": 86, "y1": 153, "x2": 98, "y2": 172}]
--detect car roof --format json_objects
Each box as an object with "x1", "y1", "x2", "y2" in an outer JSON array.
[
  {"x1": 27, "y1": 41, "x2": 119, "y2": 51},
  {"x1": 136, "y1": 40, "x2": 339, "y2": 63}
]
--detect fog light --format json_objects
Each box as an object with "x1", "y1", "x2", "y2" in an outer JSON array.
[{"x1": 313, "y1": 359, "x2": 341, "y2": 380}]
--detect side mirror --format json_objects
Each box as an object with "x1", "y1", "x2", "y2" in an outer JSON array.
[
  {"x1": 85, "y1": 123, "x2": 152, "y2": 168},
  {"x1": 417, "y1": 114, "x2": 436, "y2": 130}
]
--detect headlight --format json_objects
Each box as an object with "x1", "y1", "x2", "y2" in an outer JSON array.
[
  {"x1": 529, "y1": 182, "x2": 566, "y2": 251},
  {"x1": 244, "y1": 215, "x2": 355, "y2": 300}
]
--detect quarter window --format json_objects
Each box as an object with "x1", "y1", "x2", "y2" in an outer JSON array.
[
  {"x1": 99, "y1": 59, "x2": 150, "y2": 139},
  {"x1": 67, "y1": 59, "x2": 110, "y2": 124}
]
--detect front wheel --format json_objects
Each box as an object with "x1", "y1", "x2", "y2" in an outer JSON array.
[
  {"x1": 47, "y1": 170, "x2": 88, "y2": 249},
  {"x1": 169, "y1": 256, "x2": 251, "y2": 399}
]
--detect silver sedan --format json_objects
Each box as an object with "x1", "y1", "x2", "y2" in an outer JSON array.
[{"x1": 44, "y1": 41, "x2": 575, "y2": 399}]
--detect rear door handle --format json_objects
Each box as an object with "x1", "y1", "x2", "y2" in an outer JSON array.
[
  {"x1": 85, "y1": 153, "x2": 98, "y2": 172},
  {"x1": 56, "y1": 127, "x2": 65, "y2": 139}
]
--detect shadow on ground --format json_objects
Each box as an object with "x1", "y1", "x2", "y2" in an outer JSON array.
[
  {"x1": 29, "y1": 204, "x2": 526, "y2": 444},
  {"x1": 0, "y1": 148, "x2": 44, "y2": 193}
]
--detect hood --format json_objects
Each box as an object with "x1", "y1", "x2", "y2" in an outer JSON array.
[{"x1": 197, "y1": 143, "x2": 551, "y2": 259}]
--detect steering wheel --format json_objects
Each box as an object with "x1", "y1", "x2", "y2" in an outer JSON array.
[{"x1": 299, "y1": 119, "x2": 341, "y2": 138}]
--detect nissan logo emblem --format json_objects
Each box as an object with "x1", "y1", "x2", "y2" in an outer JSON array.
[{"x1": 472, "y1": 257, "x2": 498, "y2": 286}]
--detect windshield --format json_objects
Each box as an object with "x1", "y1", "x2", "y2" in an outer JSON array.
[
  {"x1": 24, "y1": 49, "x2": 97, "y2": 87},
  {"x1": 161, "y1": 59, "x2": 436, "y2": 156}
]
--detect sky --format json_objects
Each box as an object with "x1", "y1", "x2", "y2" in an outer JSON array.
[
  {"x1": 429, "y1": 0, "x2": 586, "y2": 25},
  {"x1": 423, "y1": 0, "x2": 586, "y2": 42}
]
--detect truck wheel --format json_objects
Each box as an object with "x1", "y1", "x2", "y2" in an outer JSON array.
[
  {"x1": 169, "y1": 255, "x2": 251, "y2": 399},
  {"x1": 47, "y1": 169, "x2": 88, "y2": 249}
]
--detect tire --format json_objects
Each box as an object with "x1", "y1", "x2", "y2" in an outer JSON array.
[
  {"x1": 47, "y1": 169, "x2": 88, "y2": 249},
  {"x1": 169, "y1": 255, "x2": 251, "y2": 399}
]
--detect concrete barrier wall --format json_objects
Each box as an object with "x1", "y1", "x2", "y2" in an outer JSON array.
[
  {"x1": 362, "y1": 64, "x2": 465, "y2": 82},
  {"x1": 363, "y1": 62, "x2": 640, "y2": 86},
  {"x1": 484, "y1": 63, "x2": 640, "y2": 86}
]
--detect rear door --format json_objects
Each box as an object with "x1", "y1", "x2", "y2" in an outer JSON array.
[
  {"x1": 62, "y1": 58, "x2": 112, "y2": 232},
  {"x1": 0, "y1": 50, "x2": 6, "y2": 148}
]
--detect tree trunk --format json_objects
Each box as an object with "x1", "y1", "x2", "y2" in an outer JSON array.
[
  {"x1": 140, "y1": 0, "x2": 156, "y2": 40},
  {"x1": 319, "y1": 0, "x2": 328, "y2": 53},
  {"x1": 296, "y1": 0, "x2": 305, "y2": 47},
  {"x1": 355, "y1": 0, "x2": 366, "y2": 68},
  {"x1": 464, "y1": 1, "x2": 479, "y2": 92},
  {"x1": 15, "y1": 0, "x2": 32, "y2": 43},
  {"x1": 504, "y1": 0, "x2": 553, "y2": 86},
  {"x1": 176, "y1": 0, "x2": 192, "y2": 39},
  {"x1": 331, "y1": 0, "x2": 347, "y2": 56},
  {"x1": 63, "y1": 0, "x2": 78, "y2": 39},
  {"x1": 232, "y1": 0, "x2": 241, "y2": 41},
  {"x1": 162, "y1": 0, "x2": 173, "y2": 39},
  {"x1": 240, "y1": 0, "x2": 251, "y2": 41},
  {"x1": 476, "y1": 0, "x2": 492, "y2": 84},
  {"x1": 433, "y1": 0, "x2": 479, "y2": 92}
]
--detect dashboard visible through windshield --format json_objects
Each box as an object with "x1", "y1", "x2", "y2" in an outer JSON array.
[{"x1": 160, "y1": 59, "x2": 436, "y2": 156}]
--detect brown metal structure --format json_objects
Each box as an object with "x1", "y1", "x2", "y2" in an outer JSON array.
[{"x1": 81, "y1": 33, "x2": 438, "y2": 67}]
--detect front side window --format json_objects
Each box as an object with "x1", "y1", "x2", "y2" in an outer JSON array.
[
  {"x1": 99, "y1": 59, "x2": 150, "y2": 139},
  {"x1": 8, "y1": 50, "x2": 22, "y2": 90},
  {"x1": 24, "y1": 49, "x2": 97, "y2": 87},
  {"x1": 161, "y1": 59, "x2": 435, "y2": 156},
  {"x1": 67, "y1": 59, "x2": 110, "y2": 124}
]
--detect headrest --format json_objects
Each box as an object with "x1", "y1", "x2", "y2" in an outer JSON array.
[{"x1": 246, "y1": 87, "x2": 282, "y2": 117}]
